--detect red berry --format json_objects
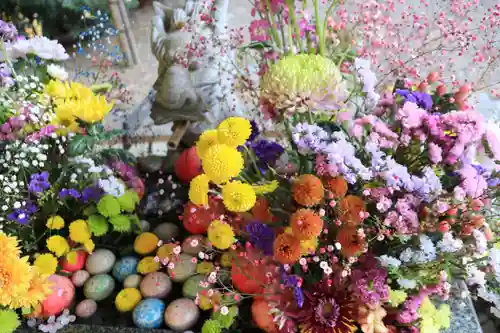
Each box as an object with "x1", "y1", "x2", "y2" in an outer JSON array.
[
  {"x1": 438, "y1": 221, "x2": 450, "y2": 233},
  {"x1": 459, "y1": 84, "x2": 472, "y2": 94},
  {"x1": 427, "y1": 72, "x2": 439, "y2": 83},
  {"x1": 436, "y1": 85, "x2": 447, "y2": 96}
]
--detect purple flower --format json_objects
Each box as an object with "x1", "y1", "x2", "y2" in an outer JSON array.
[
  {"x1": 28, "y1": 172, "x2": 50, "y2": 194},
  {"x1": 7, "y1": 201, "x2": 37, "y2": 224},
  {"x1": 351, "y1": 266, "x2": 389, "y2": 306},
  {"x1": 282, "y1": 272, "x2": 304, "y2": 308},
  {"x1": 397, "y1": 295, "x2": 424, "y2": 324},
  {"x1": 81, "y1": 185, "x2": 103, "y2": 203},
  {"x1": 0, "y1": 20, "x2": 18, "y2": 41},
  {"x1": 59, "y1": 188, "x2": 81, "y2": 199},
  {"x1": 244, "y1": 222, "x2": 275, "y2": 256},
  {"x1": 250, "y1": 140, "x2": 284, "y2": 168},
  {"x1": 396, "y1": 89, "x2": 433, "y2": 110},
  {"x1": 248, "y1": 120, "x2": 260, "y2": 142}
]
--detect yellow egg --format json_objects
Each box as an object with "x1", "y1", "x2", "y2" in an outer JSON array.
[
  {"x1": 115, "y1": 288, "x2": 142, "y2": 312},
  {"x1": 134, "y1": 232, "x2": 160, "y2": 255}
]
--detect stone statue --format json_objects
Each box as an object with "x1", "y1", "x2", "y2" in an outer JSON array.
[{"x1": 150, "y1": 0, "x2": 234, "y2": 146}]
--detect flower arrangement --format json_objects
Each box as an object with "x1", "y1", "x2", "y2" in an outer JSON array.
[{"x1": 0, "y1": 22, "x2": 141, "y2": 333}]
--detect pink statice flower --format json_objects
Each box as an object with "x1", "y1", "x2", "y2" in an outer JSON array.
[
  {"x1": 397, "y1": 102, "x2": 427, "y2": 129},
  {"x1": 249, "y1": 19, "x2": 270, "y2": 42},
  {"x1": 428, "y1": 142, "x2": 443, "y2": 164},
  {"x1": 457, "y1": 164, "x2": 488, "y2": 198}
]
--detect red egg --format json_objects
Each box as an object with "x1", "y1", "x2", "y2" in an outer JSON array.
[
  {"x1": 60, "y1": 250, "x2": 87, "y2": 273},
  {"x1": 182, "y1": 197, "x2": 225, "y2": 234},
  {"x1": 42, "y1": 275, "x2": 75, "y2": 317},
  {"x1": 175, "y1": 147, "x2": 202, "y2": 183}
]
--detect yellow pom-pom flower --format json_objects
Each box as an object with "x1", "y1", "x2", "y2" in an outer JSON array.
[
  {"x1": 261, "y1": 54, "x2": 345, "y2": 113},
  {"x1": 115, "y1": 288, "x2": 142, "y2": 312},
  {"x1": 217, "y1": 117, "x2": 252, "y2": 147},
  {"x1": 0, "y1": 232, "x2": 20, "y2": 258},
  {"x1": 196, "y1": 129, "x2": 220, "y2": 159},
  {"x1": 134, "y1": 232, "x2": 160, "y2": 255},
  {"x1": 83, "y1": 239, "x2": 95, "y2": 254},
  {"x1": 34, "y1": 253, "x2": 58, "y2": 276},
  {"x1": 189, "y1": 174, "x2": 210, "y2": 206},
  {"x1": 73, "y1": 95, "x2": 114, "y2": 124},
  {"x1": 202, "y1": 144, "x2": 243, "y2": 184},
  {"x1": 45, "y1": 80, "x2": 70, "y2": 99},
  {"x1": 221, "y1": 180, "x2": 256, "y2": 213},
  {"x1": 137, "y1": 257, "x2": 161, "y2": 274},
  {"x1": 46, "y1": 216, "x2": 65, "y2": 230},
  {"x1": 46, "y1": 235, "x2": 70, "y2": 257},
  {"x1": 207, "y1": 220, "x2": 235, "y2": 250},
  {"x1": 69, "y1": 219, "x2": 91, "y2": 243}
]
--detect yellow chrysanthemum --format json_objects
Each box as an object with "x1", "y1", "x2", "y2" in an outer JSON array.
[
  {"x1": 201, "y1": 144, "x2": 244, "y2": 184},
  {"x1": 68, "y1": 81, "x2": 94, "y2": 100},
  {"x1": 34, "y1": 253, "x2": 58, "y2": 276},
  {"x1": 0, "y1": 232, "x2": 20, "y2": 258},
  {"x1": 196, "y1": 129, "x2": 220, "y2": 159},
  {"x1": 189, "y1": 174, "x2": 210, "y2": 206},
  {"x1": 252, "y1": 180, "x2": 279, "y2": 195},
  {"x1": 46, "y1": 235, "x2": 70, "y2": 257},
  {"x1": 418, "y1": 297, "x2": 451, "y2": 333},
  {"x1": 73, "y1": 95, "x2": 114, "y2": 124},
  {"x1": 45, "y1": 80, "x2": 70, "y2": 99},
  {"x1": 221, "y1": 181, "x2": 256, "y2": 212},
  {"x1": 83, "y1": 239, "x2": 95, "y2": 254},
  {"x1": 137, "y1": 257, "x2": 161, "y2": 274},
  {"x1": 207, "y1": 220, "x2": 235, "y2": 250},
  {"x1": 52, "y1": 101, "x2": 80, "y2": 134},
  {"x1": 284, "y1": 227, "x2": 318, "y2": 255},
  {"x1": 69, "y1": 219, "x2": 91, "y2": 243},
  {"x1": 11, "y1": 267, "x2": 53, "y2": 309},
  {"x1": 46, "y1": 215, "x2": 65, "y2": 230},
  {"x1": 0, "y1": 256, "x2": 31, "y2": 307},
  {"x1": 261, "y1": 54, "x2": 345, "y2": 112},
  {"x1": 217, "y1": 117, "x2": 252, "y2": 147}
]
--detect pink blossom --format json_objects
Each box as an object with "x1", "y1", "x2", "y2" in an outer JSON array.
[
  {"x1": 249, "y1": 19, "x2": 270, "y2": 42},
  {"x1": 428, "y1": 142, "x2": 443, "y2": 164},
  {"x1": 458, "y1": 165, "x2": 488, "y2": 198},
  {"x1": 485, "y1": 127, "x2": 500, "y2": 160},
  {"x1": 397, "y1": 102, "x2": 427, "y2": 128}
]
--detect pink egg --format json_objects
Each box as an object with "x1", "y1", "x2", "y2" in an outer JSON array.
[
  {"x1": 72, "y1": 270, "x2": 90, "y2": 287},
  {"x1": 42, "y1": 275, "x2": 75, "y2": 317},
  {"x1": 60, "y1": 250, "x2": 87, "y2": 273}
]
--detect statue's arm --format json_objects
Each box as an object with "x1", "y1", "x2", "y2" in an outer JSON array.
[{"x1": 151, "y1": 1, "x2": 173, "y2": 63}]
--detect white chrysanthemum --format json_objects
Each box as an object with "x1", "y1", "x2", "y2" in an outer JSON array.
[
  {"x1": 466, "y1": 264, "x2": 486, "y2": 286},
  {"x1": 378, "y1": 255, "x2": 401, "y2": 268},
  {"x1": 47, "y1": 64, "x2": 68, "y2": 81},
  {"x1": 11, "y1": 36, "x2": 69, "y2": 61},
  {"x1": 437, "y1": 232, "x2": 463, "y2": 253},
  {"x1": 99, "y1": 176, "x2": 126, "y2": 197}
]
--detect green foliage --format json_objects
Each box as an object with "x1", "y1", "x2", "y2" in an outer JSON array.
[
  {"x1": 109, "y1": 214, "x2": 131, "y2": 232},
  {"x1": 96, "y1": 195, "x2": 121, "y2": 217},
  {"x1": 87, "y1": 214, "x2": 109, "y2": 236},
  {"x1": 212, "y1": 306, "x2": 238, "y2": 329},
  {"x1": 117, "y1": 190, "x2": 139, "y2": 213},
  {"x1": 201, "y1": 320, "x2": 222, "y2": 333}
]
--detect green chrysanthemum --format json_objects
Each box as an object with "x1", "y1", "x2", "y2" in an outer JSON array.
[
  {"x1": 109, "y1": 215, "x2": 131, "y2": 232},
  {"x1": 97, "y1": 195, "x2": 121, "y2": 217},
  {"x1": 87, "y1": 214, "x2": 109, "y2": 236},
  {"x1": 261, "y1": 54, "x2": 346, "y2": 113},
  {"x1": 0, "y1": 310, "x2": 20, "y2": 333},
  {"x1": 118, "y1": 190, "x2": 140, "y2": 213},
  {"x1": 83, "y1": 205, "x2": 97, "y2": 216},
  {"x1": 212, "y1": 306, "x2": 238, "y2": 329},
  {"x1": 201, "y1": 320, "x2": 221, "y2": 333}
]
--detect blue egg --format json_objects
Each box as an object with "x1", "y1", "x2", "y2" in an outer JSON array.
[
  {"x1": 133, "y1": 299, "x2": 165, "y2": 329},
  {"x1": 112, "y1": 256, "x2": 139, "y2": 282}
]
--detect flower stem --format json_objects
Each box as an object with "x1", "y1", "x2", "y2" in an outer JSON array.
[
  {"x1": 313, "y1": 0, "x2": 324, "y2": 56},
  {"x1": 286, "y1": 0, "x2": 304, "y2": 53},
  {"x1": 264, "y1": 0, "x2": 283, "y2": 49}
]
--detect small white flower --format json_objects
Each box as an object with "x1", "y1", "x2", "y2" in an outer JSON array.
[
  {"x1": 323, "y1": 266, "x2": 333, "y2": 275},
  {"x1": 378, "y1": 255, "x2": 401, "y2": 268},
  {"x1": 319, "y1": 261, "x2": 328, "y2": 269},
  {"x1": 397, "y1": 278, "x2": 417, "y2": 289},
  {"x1": 299, "y1": 258, "x2": 307, "y2": 266},
  {"x1": 173, "y1": 246, "x2": 181, "y2": 255},
  {"x1": 220, "y1": 306, "x2": 229, "y2": 315}
]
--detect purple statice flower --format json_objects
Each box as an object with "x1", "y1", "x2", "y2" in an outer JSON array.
[
  {"x1": 244, "y1": 222, "x2": 275, "y2": 256},
  {"x1": 0, "y1": 20, "x2": 18, "y2": 41},
  {"x1": 397, "y1": 295, "x2": 424, "y2": 323},
  {"x1": 29, "y1": 172, "x2": 50, "y2": 194},
  {"x1": 0, "y1": 63, "x2": 14, "y2": 87},
  {"x1": 428, "y1": 142, "x2": 443, "y2": 164},
  {"x1": 248, "y1": 120, "x2": 260, "y2": 142},
  {"x1": 250, "y1": 140, "x2": 284, "y2": 168},
  {"x1": 59, "y1": 188, "x2": 81, "y2": 199},
  {"x1": 7, "y1": 201, "x2": 37, "y2": 224},
  {"x1": 351, "y1": 266, "x2": 389, "y2": 306},
  {"x1": 396, "y1": 89, "x2": 433, "y2": 110},
  {"x1": 292, "y1": 123, "x2": 329, "y2": 153},
  {"x1": 457, "y1": 164, "x2": 488, "y2": 198},
  {"x1": 281, "y1": 272, "x2": 304, "y2": 308},
  {"x1": 81, "y1": 185, "x2": 104, "y2": 203}
]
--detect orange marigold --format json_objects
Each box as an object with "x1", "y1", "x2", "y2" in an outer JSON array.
[
  {"x1": 292, "y1": 174, "x2": 324, "y2": 207},
  {"x1": 338, "y1": 195, "x2": 366, "y2": 226},
  {"x1": 273, "y1": 233, "x2": 301, "y2": 265},
  {"x1": 290, "y1": 209, "x2": 323, "y2": 240},
  {"x1": 324, "y1": 176, "x2": 348, "y2": 198},
  {"x1": 336, "y1": 227, "x2": 365, "y2": 257}
]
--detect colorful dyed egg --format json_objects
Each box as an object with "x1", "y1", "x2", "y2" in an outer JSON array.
[
  {"x1": 124, "y1": 274, "x2": 142, "y2": 289},
  {"x1": 85, "y1": 249, "x2": 116, "y2": 275},
  {"x1": 153, "y1": 223, "x2": 180, "y2": 242},
  {"x1": 115, "y1": 288, "x2": 142, "y2": 312},
  {"x1": 175, "y1": 147, "x2": 202, "y2": 183},
  {"x1": 140, "y1": 272, "x2": 172, "y2": 298},
  {"x1": 75, "y1": 299, "x2": 97, "y2": 318},
  {"x1": 167, "y1": 254, "x2": 197, "y2": 283},
  {"x1": 164, "y1": 298, "x2": 199, "y2": 331},
  {"x1": 71, "y1": 270, "x2": 90, "y2": 287},
  {"x1": 60, "y1": 250, "x2": 87, "y2": 273},
  {"x1": 83, "y1": 274, "x2": 115, "y2": 301},
  {"x1": 181, "y1": 235, "x2": 205, "y2": 256},
  {"x1": 182, "y1": 275, "x2": 211, "y2": 299},
  {"x1": 133, "y1": 299, "x2": 165, "y2": 329},
  {"x1": 42, "y1": 275, "x2": 75, "y2": 317},
  {"x1": 134, "y1": 232, "x2": 159, "y2": 255},
  {"x1": 112, "y1": 256, "x2": 139, "y2": 282}
]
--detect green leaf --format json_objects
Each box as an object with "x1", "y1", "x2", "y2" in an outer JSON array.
[
  {"x1": 98, "y1": 129, "x2": 126, "y2": 141},
  {"x1": 99, "y1": 148, "x2": 136, "y2": 164},
  {"x1": 87, "y1": 123, "x2": 105, "y2": 137},
  {"x1": 68, "y1": 135, "x2": 95, "y2": 156},
  {"x1": 242, "y1": 41, "x2": 272, "y2": 50}
]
